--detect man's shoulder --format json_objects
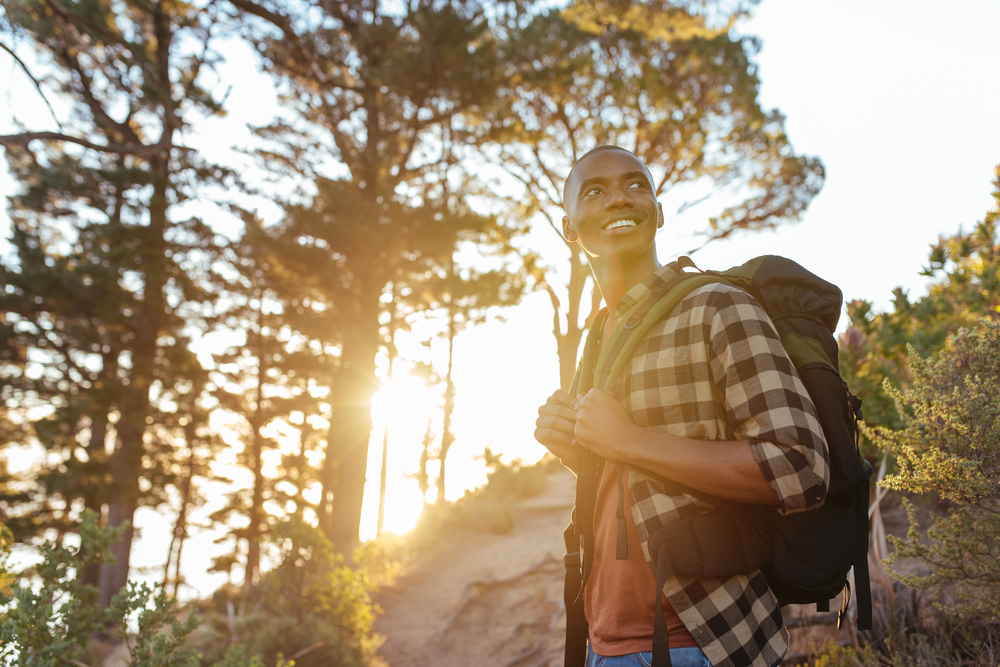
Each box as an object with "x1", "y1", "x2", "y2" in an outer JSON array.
[
  {"x1": 673, "y1": 280, "x2": 768, "y2": 323},
  {"x1": 632, "y1": 281, "x2": 771, "y2": 350}
]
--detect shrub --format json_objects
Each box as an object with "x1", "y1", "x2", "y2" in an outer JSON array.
[
  {"x1": 475, "y1": 448, "x2": 551, "y2": 501},
  {"x1": 200, "y1": 518, "x2": 385, "y2": 667},
  {"x1": 0, "y1": 511, "x2": 203, "y2": 667},
  {"x1": 811, "y1": 640, "x2": 879, "y2": 667},
  {"x1": 1, "y1": 514, "x2": 388, "y2": 667},
  {"x1": 864, "y1": 322, "x2": 1000, "y2": 620}
]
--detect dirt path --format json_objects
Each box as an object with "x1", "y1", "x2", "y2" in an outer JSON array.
[
  {"x1": 374, "y1": 469, "x2": 576, "y2": 667},
  {"x1": 373, "y1": 470, "x2": 914, "y2": 667}
]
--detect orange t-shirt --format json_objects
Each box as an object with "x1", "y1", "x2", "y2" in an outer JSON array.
[{"x1": 585, "y1": 463, "x2": 698, "y2": 655}]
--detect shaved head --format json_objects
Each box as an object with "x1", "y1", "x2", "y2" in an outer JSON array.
[{"x1": 563, "y1": 146, "x2": 656, "y2": 213}]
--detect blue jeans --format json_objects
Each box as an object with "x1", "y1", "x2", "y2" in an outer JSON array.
[{"x1": 586, "y1": 644, "x2": 711, "y2": 667}]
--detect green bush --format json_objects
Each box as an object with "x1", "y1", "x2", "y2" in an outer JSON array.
[
  {"x1": 200, "y1": 615, "x2": 372, "y2": 667},
  {"x1": 0, "y1": 513, "x2": 387, "y2": 667},
  {"x1": 200, "y1": 518, "x2": 384, "y2": 667},
  {"x1": 475, "y1": 448, "x2": 551, "y2": 501},
  {"x1": 864, "y1": 322, "x2": 1000, "y2": 620},
  {"x1": 0, "y1": 511, "x2": 204, "y2": 667},
  {"x1": 811, "y1": 640, "x2": 879, "y2": 667},
  {"x1": 408, "y1": 450, "x2": 557, "y2": 541}
]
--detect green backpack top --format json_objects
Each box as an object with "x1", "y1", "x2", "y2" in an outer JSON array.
[{"x1": 563, "y1": 255, "x2": 873, "y2": 667}]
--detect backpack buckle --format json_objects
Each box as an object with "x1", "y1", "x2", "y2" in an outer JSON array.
[{"x1": 623, "y1": 313, "x2": 643, "y2": 329}]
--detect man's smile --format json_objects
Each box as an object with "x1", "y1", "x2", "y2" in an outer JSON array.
[{"x1": 602, "y1": 217, "x2": 641, "y2": 231}]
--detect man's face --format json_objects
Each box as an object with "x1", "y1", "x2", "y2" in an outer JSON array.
[{"x1": 562, "y1": 150, "x2": 662, "y2": 260}]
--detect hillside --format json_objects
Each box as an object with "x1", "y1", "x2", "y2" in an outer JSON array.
[{"x1": 373, "y1": 469, "x2": 867, "y2": 667}]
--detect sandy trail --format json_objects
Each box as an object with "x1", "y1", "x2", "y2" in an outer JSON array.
[
  {"x1": 373, "y1": 469, "x2": 877, "y2": 667},
  {"x1": 374, "y1": 470, "x2": 576, "y2": 667}
]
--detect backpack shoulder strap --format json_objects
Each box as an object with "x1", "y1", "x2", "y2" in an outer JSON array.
[{"x1": 594, "y1": 270, "x2": 727, "y2": 392}]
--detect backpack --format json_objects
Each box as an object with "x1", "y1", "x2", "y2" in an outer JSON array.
[{"x1": 562, "y1": 255, "x2": 873, "y2": 667}]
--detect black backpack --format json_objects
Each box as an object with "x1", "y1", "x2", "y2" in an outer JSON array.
[{"x1": 562, "y1": 255, "x2": 873, "y2": 667}]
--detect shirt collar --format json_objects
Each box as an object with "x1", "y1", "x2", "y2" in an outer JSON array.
[{"x1": 613, "y1": 263, "x2": 681, "y2": 318}]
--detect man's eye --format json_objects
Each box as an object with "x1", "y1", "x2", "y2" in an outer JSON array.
[
  {"x1": 585, "y1": 187, "x2": 601, "y2": 196},
  {"x1": 628, "y1": 181, "x2": 645, "y2": 189}
]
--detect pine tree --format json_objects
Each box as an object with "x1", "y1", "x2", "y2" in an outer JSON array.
[
  {"x1": 475, "y1": 0, "x2": 825, "y2": 389},
  {"x1": 0, "y1": 0, "x2": 236, "y2": 605},
  {"x1": 208, "y1": 216, "x2": 331, "y2": 588},
  {"x1": 418, "y1": 256, "x2": 526, "y2": 504},
  {"x1": 227, "y1": 0, "x2": 527, "y2": 548}
]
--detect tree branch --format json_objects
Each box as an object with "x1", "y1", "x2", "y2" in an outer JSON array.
[
  {"x1": 226, "y1": 0, "x2": 331, "y2": 86},
  {"x1": 0, "y1": 41, "x2": 62, "y2": 130},
  {"x1": 0, "y1": 132, "x2": 172, "y2": 156}
]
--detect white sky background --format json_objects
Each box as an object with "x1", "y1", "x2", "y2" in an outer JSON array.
[{"x1": 2, "y1": 0, "x2": 1000, "y2": 597}]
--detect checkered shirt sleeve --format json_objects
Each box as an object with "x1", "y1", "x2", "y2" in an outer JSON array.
[
  {"x1": 618, "y1": 279, "x2": 830, "y2": 667},
  {"x1": 704, "y1": 285, "x2": 830, "y2": 515}
]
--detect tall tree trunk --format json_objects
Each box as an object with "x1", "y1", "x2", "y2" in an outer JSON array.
[
  {"x1": 290, "y1": 423, "x2": 310, "y2": 521},
  {"x1": 98, "y1": 150, "x2": 169, "y2": 608},
  {"x1": 436, "y1": 299, "x2": 457, "y2": 505},
  {"x1": 245, "y1": 421, "x2": 264, "y2": 588},
  {"x1": 418, "y1": 423, "x2": 432, "y2": 510},
  {"x1": 316, "y1": 436, "x2": 340, "y2": 537},
  {"x1": 377, "y1": 289, "x2": 397, "y2": 538},
  {"x1": 377, "y1": 423, "x2": 389, "y2": 537},
  {"x1": 164, "y1": 431, "x2": 195, "y2": 597},
  {"x1": 79, "y1": 394, "x2": 112, "y2": 589},
  {"x1": 245, "y1": 321, "x2": 266, "y2": 589},
  {"x1": 554, "y1": 248, "x2": 602, "y2": 391},
  {"x1": 327, "y1": 294, "x2": 381, "y2": 552}
]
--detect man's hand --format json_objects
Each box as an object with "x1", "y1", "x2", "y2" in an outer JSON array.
[
  {"x1": 573, "y1": 389, "x2": 638, "y2": 462},
  {"x1": 534, "y1": 390, "x2": 581, "y2": 471},
  {"x1": 574, "y1": 389, "x2": 781, "y2": 506}
]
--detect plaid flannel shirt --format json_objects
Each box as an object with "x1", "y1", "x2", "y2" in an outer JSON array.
[{"x1": 598, "y1": 264, "x2": 830, "y2": 667}]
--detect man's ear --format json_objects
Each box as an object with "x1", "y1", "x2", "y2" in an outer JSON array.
[
  {"x1": 656, "y1": 202, "x2": 664, "y2": 229},
  {"x1": 562, "y1": 215, "x2": 578, "y2": 242}
]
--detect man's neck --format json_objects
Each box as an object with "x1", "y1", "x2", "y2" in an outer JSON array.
[{"x1": 592, "y1": 250, "x2": 660, "y2": 315}]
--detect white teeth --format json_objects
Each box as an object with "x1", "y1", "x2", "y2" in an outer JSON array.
[{"x1": 606, "y1": 219, "x2": 638, "y2": 230}]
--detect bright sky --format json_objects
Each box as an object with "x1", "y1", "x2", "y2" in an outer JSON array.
[{"x1": 2, "y1": 0, "x2": 999, "y2": 597}]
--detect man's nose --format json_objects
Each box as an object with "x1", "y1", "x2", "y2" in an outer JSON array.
[{"x1": 605, "y1": 185, "x2": 634, "y2": 208}]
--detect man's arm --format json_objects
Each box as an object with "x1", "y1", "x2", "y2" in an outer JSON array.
[
  {"x1": 573, "y1": 389, "x2": 779, "y2": 505},
  {"x1": 573, "y1": 285, "x2": 829, "y2": 513}
]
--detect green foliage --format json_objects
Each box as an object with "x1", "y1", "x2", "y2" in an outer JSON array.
[
  {"x1": 106, "y1": 583, "x2": 201, "y2": 667},
  {"x1": 475, "y1": 448, "x2": 551, "y2": 502},
  {"x1": 820, "y1": 557, "x2": 1000, "y2": 666},
  {"x1": 841, "y1": 165, "x2": 1000, "y2": 447},
  {"x1": 1, "y1": 512, "x2": 388, "y2": 667},
  {"x1": 811, "y1": 641, "x2": 879, "y2": 667},
  {"x1": 1, "y1": 511, "x2": 119, "y2": 666},
  {"x1": 201, "y1": 519, "x2": 384, "y2": 667},
  {"x1": 351, "y1": 534, "x2": 407, "y2": 591},
  {"x1": 411, "y1": 451, "x2": 555, "y2": 539},
  {"x1": 865, "y1": 323, "x2": 1000, "y2": 619},
  {"x1": 481, "y1": 0, "x2": 825, "y2": 390},
  {"x1": 0, "y1": 512, "x2": 215, "y2": 667},
  {"x1": 0, "y1": 522, "x2": 11, "y2": 584}
]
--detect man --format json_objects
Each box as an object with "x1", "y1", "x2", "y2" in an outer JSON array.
[{"x1": 534, "y1": 146, "x2": 830, "y2": 667}]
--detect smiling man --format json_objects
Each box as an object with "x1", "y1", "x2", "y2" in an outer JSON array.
[{"x1": 534, "y1": 147, "x2": 830, "y2": 667}]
